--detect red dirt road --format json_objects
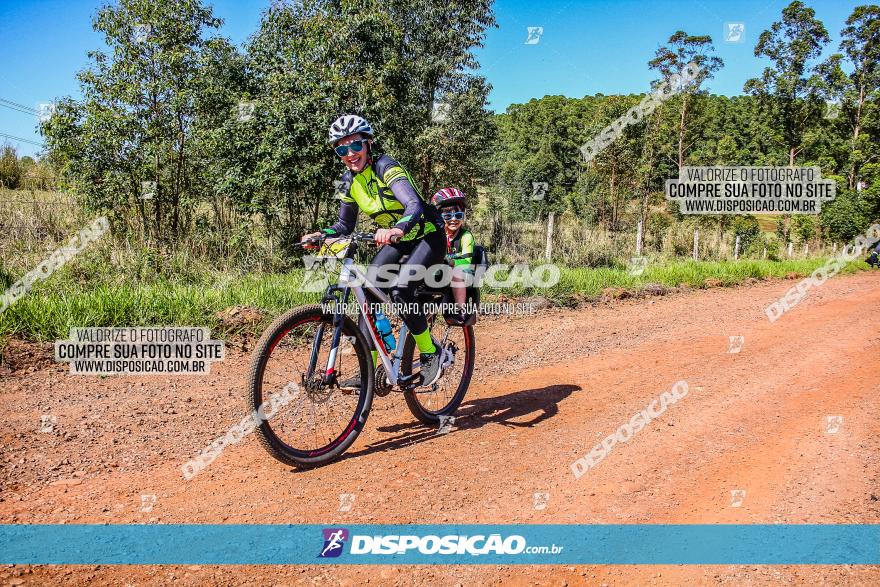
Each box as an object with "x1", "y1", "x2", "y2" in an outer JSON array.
[{"x1": 2, "y1": 272, "x2": 880, "y2": 585}]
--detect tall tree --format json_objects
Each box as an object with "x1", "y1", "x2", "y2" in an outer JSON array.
[
  {"x1": 43, "y1": 0, "x2": 225, "y2": 245},
  {"x1": 818, "y1": 5, "x2": 880, "y2": 188},
  {"x1": 218, "y1": 0, "x2": 496, "y2": 251},
  {"x1": 582, "y1": 95, "x2": 642, "y2": 231},
  {"x1": 235, "y1": 0, "x2": 407, "y2": 248},
  {"x1": 648, "y1": 30, "x2": 724, "y2": 169},
  {"x1": 744, "y1": 1, "x2": 829, "y2": 166},
  {"x1": 383, "y1": 0, "x2": 496, "y2": 197},
  {"x1": 419, "y1": 74, "x2": 495, "y2": 200}
]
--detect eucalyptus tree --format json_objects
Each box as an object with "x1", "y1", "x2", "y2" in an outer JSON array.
[
  {"x1": 648, "y1": 30, "x2": 724, "y2": 169},
  {"x1": 744, "y1": 1, "x2": 830, "y2": 166}
]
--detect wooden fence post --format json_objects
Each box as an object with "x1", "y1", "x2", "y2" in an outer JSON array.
[
  {"x1": 635, "y1": 220, "x2": 643, "y2": 257},
  {"x1": 544, "y1": 212, "x2": 555, "y2": 261},
  {"x1": 734, "y1": 235, "x2": 741, "y2": 260}
]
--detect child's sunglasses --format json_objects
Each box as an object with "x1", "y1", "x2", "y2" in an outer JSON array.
[
  {"x1": 334, "y1": 140, "x2": 366, "y2": 157},
  {"x1": 441, "y1": 211, "x2": 465, "y2": 221}
]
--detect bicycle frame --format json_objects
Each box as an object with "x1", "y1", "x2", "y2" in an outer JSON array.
[
  {"x1": 313, "y1": 248, "x2": 412, "y2": 389},
  {"x1": 342, "y1": 258, "x2": 411, "y2": 384}
]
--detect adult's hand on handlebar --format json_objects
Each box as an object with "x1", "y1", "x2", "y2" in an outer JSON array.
[
  {"x1": 375, "y1": 227, "x2": 404, "y2": 245},
  {"x1": 300, "y1": 231, "x2": 325, "y2": 249}
]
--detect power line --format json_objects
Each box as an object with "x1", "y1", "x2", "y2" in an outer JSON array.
[
  {"x1": 0, "y1": 97, "x2": 39, "y2": 115},
  {"x1": 0, "y1": 132, "x2": 43, "y2": 147},
  {"x1": 0, "y1": 98, "x2": 38, "y2": 112},
  {"x1": 0, "y1": 102, "x2": 38, "y2": 117}
]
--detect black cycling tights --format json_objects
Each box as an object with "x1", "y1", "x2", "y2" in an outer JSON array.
[{"x1": 360, "y1": 228, "x2": 446, "y2": 344}]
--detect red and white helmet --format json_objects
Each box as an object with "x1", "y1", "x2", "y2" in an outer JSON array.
[{"x1": 431, "y1": 187, "x2": 466, "y2": 209}]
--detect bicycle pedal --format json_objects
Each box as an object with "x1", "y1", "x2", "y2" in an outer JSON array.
[{"x1": 393, "y1": 372, "x2": 415, "y2": 390}]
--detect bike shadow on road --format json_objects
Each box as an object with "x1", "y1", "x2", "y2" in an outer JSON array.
[{"x1": 343, "y1": 383, "x2": 580, "y2": 460}]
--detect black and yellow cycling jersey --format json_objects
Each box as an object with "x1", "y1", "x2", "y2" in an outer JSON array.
[
  {"x1": 324, "y1": 154, "x2": 442, "y2": 242},
  {"x1": 447, "y1": 228, "x2": 475, "y2": 270}
]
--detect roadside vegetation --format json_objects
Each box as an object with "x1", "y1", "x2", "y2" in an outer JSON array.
[
  {"x1": 2, "y1": 1, "x2": 880, "y2": 344},
  {"x1": 0, "y1": 242, "x2": 867, "y2": 342}
]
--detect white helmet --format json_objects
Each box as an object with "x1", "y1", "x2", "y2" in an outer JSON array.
[{"x1": 328, "y1": 114, "x2": 373, "y2": 144}]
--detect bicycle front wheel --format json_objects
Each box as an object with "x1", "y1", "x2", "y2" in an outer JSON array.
[{"x1": 247, "y1": 304, "x2": 374, "y2": 468}]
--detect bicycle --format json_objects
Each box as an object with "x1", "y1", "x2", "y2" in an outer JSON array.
[{"x1": 246, "y1": 232, "x2": 477, "y2": 468}]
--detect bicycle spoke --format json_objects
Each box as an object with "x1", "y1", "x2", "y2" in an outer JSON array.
[
  {"x1": 258, "y1": 317, "x2": 364, "y2": 454},
  {"x1": 409, "y1": 320, "x2": 470, "y2": 412}
]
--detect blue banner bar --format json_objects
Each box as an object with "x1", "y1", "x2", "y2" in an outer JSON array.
[{"x1": 1, "y1": 524, "x2": 878, "y2": 565}]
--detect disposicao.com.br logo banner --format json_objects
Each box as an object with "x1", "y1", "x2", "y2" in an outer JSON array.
[
  {"x1": 321, "y1": 528, "x2": 562, "y2": 559},
  {"x1": 3, "y1": 524, "x2": 880, "y2": 565}
]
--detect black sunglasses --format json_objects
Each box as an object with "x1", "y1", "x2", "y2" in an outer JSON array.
[
  {"x1": 441, "y1": 211, "x2": 465, "y2": 221},
  {"x1": 334, "y1": 140, "x2": 366, "y2": 157}
]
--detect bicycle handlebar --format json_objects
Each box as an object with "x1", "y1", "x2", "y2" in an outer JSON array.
[{"x1": 295, "y1": 231, "x2": 400, "y2": 249}]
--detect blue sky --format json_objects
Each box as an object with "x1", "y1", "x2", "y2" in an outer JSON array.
[{"x1": 0, "y1": 0, "x2": 860, "y2": 156}]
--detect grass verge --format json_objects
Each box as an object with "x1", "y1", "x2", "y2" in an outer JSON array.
[{"x1": 0, "y1": 258, "x2": 871, "y2": 343}]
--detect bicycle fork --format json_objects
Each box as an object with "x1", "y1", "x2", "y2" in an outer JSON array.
[{"x1": 304, "y1": 285, "x2": 351, "y2": 387}]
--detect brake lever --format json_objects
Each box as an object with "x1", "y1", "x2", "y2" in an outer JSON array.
[{"x1": 297, "y1": 236, "x2": 326, "y2": 249}]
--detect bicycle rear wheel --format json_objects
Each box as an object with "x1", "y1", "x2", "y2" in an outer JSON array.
[
  {"x1": 247, "y1": 304, "x2": 374, "y2": 468},
  {"x1": 401, "y1": 315, "x2": 475, "y2": 425}
]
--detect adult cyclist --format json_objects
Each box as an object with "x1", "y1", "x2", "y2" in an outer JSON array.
[{"x1": 301, "y1": 114, "x2": 447, "y2": 386}]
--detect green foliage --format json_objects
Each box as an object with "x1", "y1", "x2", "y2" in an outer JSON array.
[
  {"x1": 820, "y1": 187, "x2": 871, "y2": 240},
  {"x1": 0, "y1": 145, "x2": 22, "y2": 189},
  {"x1": 791, "y1": 214, "x2": 818, "y2": 242},
  {"x1": 731, "y1": 215, "x2": 761, "y2": 251},
  {"x1": 743, "y1": 1, "x2": 829, "y2": 165},
  {"x1": 648, "y1": 30, "x2": 724, "y2": 169},
  {"x1": 40, "y1": 0, "x2": 496, "y2": 261},
  {"x1": 744, "y1": 232, "x2": 782, "y2": 260},
  {"x1": 817, "y1": 5, "x2": 880, "y2": 189},
  {"x1": 484, "y1": 3, "x2": 880, "y2": 244},
  {"x1": 27, "y1": 0, "x2": 880, "y2": 274},
  {"x1": 42, "y1": 0, "x2": 225, "y2": 248},
  {"x1": 222, "y1": 0, "x2": 495, "y2": 243}
]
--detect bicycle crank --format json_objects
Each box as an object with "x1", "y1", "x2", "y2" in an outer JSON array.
[{"x1": 374, "y1": 364, "x2": 393, "y2": 397}]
